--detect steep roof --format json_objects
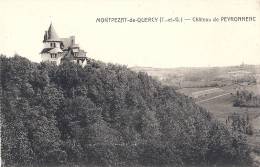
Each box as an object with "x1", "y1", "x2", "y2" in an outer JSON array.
[
  {"x1": 74, "y1": 49, "x2": 87, "y2": 58},
  {"x1": 46, "y1": 23, "x2": 60, "y2": 41},
  {"x1": 40, "y1": 47, "x2": 63, "y2": 54},
  {"x1": 60, "y1": 38, "x2": 71, "y2": 49},
  {"x1": 40, "y1": 48, "x2": 52, "y2": 54},
  {"x1": 60, "y1": 37, "x2": 79, "y2": 50}
]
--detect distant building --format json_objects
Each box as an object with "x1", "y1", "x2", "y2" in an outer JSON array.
[{"x1": 40, "y1": 23, "x2": 87, "y2": 66}]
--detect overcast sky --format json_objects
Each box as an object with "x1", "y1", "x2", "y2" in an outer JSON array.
[{"x1": 1, "y1": 0, "x2": 260, "y2": 68}]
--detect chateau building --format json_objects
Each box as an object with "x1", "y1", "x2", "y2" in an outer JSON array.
[{"x1": 40, "y1": 23, "x2": 87, "y2": 66}]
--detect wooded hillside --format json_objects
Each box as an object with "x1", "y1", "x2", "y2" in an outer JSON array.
[{"x1": 0, "y1": 55, "x2": 252, "y2": 167}]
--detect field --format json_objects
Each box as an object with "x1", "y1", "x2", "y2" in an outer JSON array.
[
  {"x1": 132, "y1": 65, "x2": 260, "y2": 165},
  {"x1": 178, "y1": 84, "x2": 260, "y2": 165},
  {"x1": 132, "y1": 65, "x2": 260, "y2": 129},
  {"x1": 133, "y1": 65, "x2": 260, "y2": 131},
  {"x1": 177, "y1": 84, "x2": 260, "y2": 127}
]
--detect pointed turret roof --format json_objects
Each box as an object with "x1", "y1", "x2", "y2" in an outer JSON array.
[{"x1": 46, "y1": 23, "x2": 60, "y2": 41}]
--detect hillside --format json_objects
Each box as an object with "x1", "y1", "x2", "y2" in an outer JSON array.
[{"x1": 0, "y1": 55, "x2": 253, "y2": 167}]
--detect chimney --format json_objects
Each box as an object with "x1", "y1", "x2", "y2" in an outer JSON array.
[{"x1": 70, "y1": 36, "x2": 75, "y2": 45}]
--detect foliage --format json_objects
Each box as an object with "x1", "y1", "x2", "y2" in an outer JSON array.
[
  {"x1": 0, "y1": 55, "x2": 252, "y2": 167},
  {"x1": 233, "y1": 90, "x2": 260, "y2": 107},
  {"x1": 226, "y1": 113, "x2": 254, "y2": 135}
]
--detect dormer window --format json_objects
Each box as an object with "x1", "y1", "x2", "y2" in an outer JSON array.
[{"x1": 50, "y1": 42, "x2": 56, "y2": 48}]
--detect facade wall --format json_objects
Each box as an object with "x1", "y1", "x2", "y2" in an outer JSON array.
[
  {"x1": 41, "y1": 53, "x2": 62, "y2": 65},
  {"x1": 43, "y1": 42, "x2": 61, "y2": 48}
]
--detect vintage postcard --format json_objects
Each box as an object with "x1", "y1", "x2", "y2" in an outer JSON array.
[{"x1": 1, "y1": 0, "x2": 260, "y2": 166}]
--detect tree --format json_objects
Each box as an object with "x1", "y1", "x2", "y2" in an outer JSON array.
[{"x1": 25, "y1": 106, "x2": 66, "y2": 164}]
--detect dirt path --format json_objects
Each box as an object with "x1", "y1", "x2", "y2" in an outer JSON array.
[{"x1": 196, "y1": 93, "x2": 231, "y2": 104}]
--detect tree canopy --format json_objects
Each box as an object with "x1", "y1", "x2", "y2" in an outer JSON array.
[{"x1": 0, "y1": 55, "x2": 252, "y2": 167}]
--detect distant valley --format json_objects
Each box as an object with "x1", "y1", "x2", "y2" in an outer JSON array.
[{"x1": 131, "y1": 64, "x2": 260, "y2": 164}]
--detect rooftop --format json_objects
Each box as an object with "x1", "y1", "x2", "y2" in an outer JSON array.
[{"x1": 43, "y1": 23, "x2": 60, "y2": 42}]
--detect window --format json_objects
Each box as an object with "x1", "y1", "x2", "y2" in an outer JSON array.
[
  {"x1": 51, "y1": 53, "x2": 57, "y2": 58},
  {"x1": 50, "y1": 42, "x2": 56, "y2": 48}
]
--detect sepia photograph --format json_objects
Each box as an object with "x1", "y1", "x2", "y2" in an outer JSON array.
[{"x1": 0, "y1": 0, "x2": 260, "y2": 166}]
